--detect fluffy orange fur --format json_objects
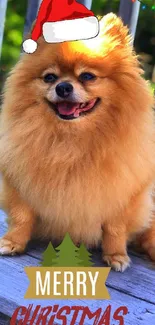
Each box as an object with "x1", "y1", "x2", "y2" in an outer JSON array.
[{"x1": 0, "y1": 14, "x2": 155, "y2": 271}]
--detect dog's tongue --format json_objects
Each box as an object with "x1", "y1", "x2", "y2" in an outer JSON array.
[
  {"x1": 57, "y1": 102, "x2": 80, "y2": 117},
  {"x1": 57, "y1": 99, "x2": 97, "y2": 118}
]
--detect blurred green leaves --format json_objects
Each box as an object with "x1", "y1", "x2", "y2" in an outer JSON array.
[
  {"x1": 1, "y1": 0, "x2": 27, "y2": 70},
  {"x1": 92, "y1": 0, "x2": 119, "y2": 14}
]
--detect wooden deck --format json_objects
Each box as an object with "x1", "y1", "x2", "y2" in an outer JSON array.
[{"x1": 0, "y1": 209, "x2": 155, "y2": 324}]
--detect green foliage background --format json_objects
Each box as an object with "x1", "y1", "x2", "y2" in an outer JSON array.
[
  {"x1": 1, "y1": 0, "x2": 27, "y2": 71},
  {"x1": 0, "y1": 0, "x2": 155, "y2": 90}
]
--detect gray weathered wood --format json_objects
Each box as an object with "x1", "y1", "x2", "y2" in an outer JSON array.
[
  {"x1": 24, "y1": 0, "x2": 41, "y2": 36},
  {"x1": 0, "y1": 313, "x2": 10, "y2": 325},
  {"x1": 0, "y1": 261, "x2": 155, "y2": 324},
  {"x1": 78, "y1": 0, "x2": 92, "y2": 9},
  {"x1": 0, "y1": 251, "x2": 155, "y2": 325},
  {"x1": 0, "y1": 210, "x2": 155, "y2": 324},
  {"x1": 0, "y1": 0, "x2": 8, "y2": 58},
  {"x1": 119, "y1": 0, "x2": 140, "y2": 41}
]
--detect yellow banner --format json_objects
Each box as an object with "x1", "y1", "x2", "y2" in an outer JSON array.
[{"x1": 25, "y1": 267, "x2": 110, "y2": 300}]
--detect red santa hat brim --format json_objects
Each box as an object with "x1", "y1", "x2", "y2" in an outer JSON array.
[{"x1": 43, "y1": 16, "x2": 99, "y2": 43}]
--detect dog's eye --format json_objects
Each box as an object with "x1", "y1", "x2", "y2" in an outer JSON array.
[
  {"x1": 44, "y1": 73, "x2": 58, "y2": 83},
  {"x1": 79, "y1": 73, "x2": 96, "y2": 82}
]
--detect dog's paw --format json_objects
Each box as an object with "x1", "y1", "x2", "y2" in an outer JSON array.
[
  {"x1": 0, "y1": 237, "x2": 26, "y2": 256},
  {"x1": 103, "y1": 254, "x2": 131, "y2": 272}
]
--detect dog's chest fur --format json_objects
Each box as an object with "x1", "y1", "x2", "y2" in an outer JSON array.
[{"x1": 0, "y1": 121, "x2": 154, "y2": 245}]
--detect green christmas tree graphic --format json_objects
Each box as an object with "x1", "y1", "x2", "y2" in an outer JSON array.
[
  {"x1": 41, "y1": 242, "x2": 57, "y2": 266},
  {"x1": 40, "y1": 234, "x2": 95, "y2": 267},
  {"x1": 53, "y1": 233, "x2": 82, "y2": 267},
  {"x1": 77, "y1": 243, "x2": 94, "y2": 267}
]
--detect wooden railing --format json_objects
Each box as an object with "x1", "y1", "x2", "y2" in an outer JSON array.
[
  {"x1": 0, "y1": 0, "x2": 8, "y2": 57},
  {"x1": 119, "y1": 0, "x2": 140, "y2": 42},
  {"x1": 0, "y1": 0, "x2": 140, "y2": 58}
]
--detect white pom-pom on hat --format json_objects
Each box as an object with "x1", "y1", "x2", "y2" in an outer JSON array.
[{"x1": 23, "y1": 39, "x2": 38, "y2": 54}]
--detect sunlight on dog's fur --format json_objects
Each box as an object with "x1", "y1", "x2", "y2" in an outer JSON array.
[{"x1": 0, "y1": 14, "x2": 155, "y2": 272}]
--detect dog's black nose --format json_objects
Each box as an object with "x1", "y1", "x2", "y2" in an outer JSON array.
[{"x1": 56, "y1": 82, "x2": 73, "y2": 98}]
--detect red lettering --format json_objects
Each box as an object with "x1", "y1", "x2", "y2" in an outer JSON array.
[
  {"x1": 10, "y1": 306, "x2": 27, "y2": 325},
  {"x1": 23, "y1": 305, "x2": 41, "y2": 325},
  {"x1": 48, "y1": 305, "x2": 59, "y2": 325},
  {"x1": 36, "y1": 307, "x2": 53, "y2": 325},
  {"x1": 79, "y1": 307, "x2": 102, "y2": 325},
  {"x1": 56, "y1": 306, "x2": 71, "y2": 325},
  {"x1": 113, "y1": 306, "x2": 128, "y2": 325},
  {"x1": 10, "y1": 304, "x2": 129, "y2": 325},
  {"x1": 70, "y1": 306, "x2": 84, "y2": 325},
  {"x1": 98, "y1": 305, "x2": 111, "y2": 325}
]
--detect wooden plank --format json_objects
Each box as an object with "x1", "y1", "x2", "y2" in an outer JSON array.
[
  {"x1": 93, "y1": 251, "x2": 155, "y2": 304},
  {"x1": 119, "y1": 0, "x2": 140, "y2": 41},
  {"x1": 0, "y1": 313, "x2": 10, "y2": 325},
  {"x1": 0, "y1": 0, "x2": 8, "y2": 58},
  {"x1": 24, "y1": 0, "x2": 41, "y2": 36},
  {"x1": 0, "y1": 209, "x2": 155, "y2": 323},
  {"x1": 0, "y1": 254, "x2": 155, "y2": 325},
  {"x1": 0, "y1": 216, "x2": 155, "y2": 305},
  {"x1": 78, "y1": 0, "x2": 93, "y2": 9},
  {"x1": 0, "y1": 209, "x2": 6, "y2": 223}
]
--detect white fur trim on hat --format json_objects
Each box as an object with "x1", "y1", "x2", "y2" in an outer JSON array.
[
  {"x1": 23, "y1": 39, "x2": 38, "y2": 54},
  {"x1": 43, "y1": 17, "x2": 99, "y2": 43}
]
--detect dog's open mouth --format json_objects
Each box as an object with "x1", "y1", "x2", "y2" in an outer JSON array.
[{"x1": 53, "y1": 98, "x2": 100, "y2": 120}]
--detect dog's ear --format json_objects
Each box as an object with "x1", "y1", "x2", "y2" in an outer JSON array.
[{"x1": 99, "y1": 13, "x2": 130, "y2": 46}]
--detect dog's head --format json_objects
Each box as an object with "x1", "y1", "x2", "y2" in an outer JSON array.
[
  {"x1": 25, "y1": 13, "x2": 132, "y2": 120},
  {"x1": 3, "y1": 13, "x2": 152, "y2": 141}
]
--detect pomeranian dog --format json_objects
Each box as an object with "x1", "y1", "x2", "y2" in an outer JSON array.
[{"x1": 0, "y1": 14, "x2": 155, "y2": 272}]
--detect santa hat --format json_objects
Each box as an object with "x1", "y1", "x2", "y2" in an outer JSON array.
[{"x1": 23, "y1": 0, "x2": 99, "y2": 54}]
